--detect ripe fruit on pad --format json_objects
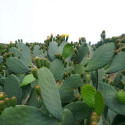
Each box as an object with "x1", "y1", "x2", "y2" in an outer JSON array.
[
  {"x1": 35, "y1": 85, "x2": 41, "y2": 96},
  {"x1": 0, "y1": 93, "x2": 5, "y2": 100},
  {"x1": 117, "y1": 90, "x2": 125, "y2": 104},
  {"x1": 0, "y1": 100, "x2": 6, "y2": 110},
  {"x1": 31, "y1": 67, "x2": 38, "y2": 79},
  {"x1": 90, "y1": 121, "x2": 97, "y2": 125},
  {"x1": 11, "y1": 97, "x2": 17, "y2": 107},
  {"x1": 4, "y1": 98, "x2": 10, "y2": 107}
]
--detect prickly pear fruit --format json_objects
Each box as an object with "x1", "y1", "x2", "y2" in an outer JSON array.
[
  {"x1": 0, "y1": 100, "x2": 6, "y2": 111},
  {"x1": 31, "y1": 67, "x2": 38, "y2": 79},
  {"x1": 117, "y1": 90, "x2": 125, "y2": 104},
  {"x1": 10, "y1": 97, "x2": 17, "y2": 107},
  {"x1": 44, "y1": 58, "x2": 48, "y2": 67},
  {"x1": 46, "y1": 61, "x2": 50, "y2": 69},
  {"x1": 0, "y1": 93, "x2": 5, "y2": 100},
  {"x1": 90, "y1": 121, "x2": 97, "y2": 125},
  {"x1": 4, "y1": 98, "x2": 10, "y2": 107},
  {"x1": 40, "y1": 58, "x2": 44, "y2": 67},
  {"x1": 35, "y1": 85, "x2": 41, "y2": 96},
  {"x1": 90, "y1": 112, "x2": 98, "y2": 125},
  {"x1": 35, "y1": 57, "x2": 41, "y2": 68}
]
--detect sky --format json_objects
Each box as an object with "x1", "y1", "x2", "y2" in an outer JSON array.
[{"x1": 0, "y1": 0, "x2": 125, "y2": 44}]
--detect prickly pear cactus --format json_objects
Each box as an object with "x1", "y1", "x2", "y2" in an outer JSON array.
[{"x1": 1, "y1": 32, "x2": 125, "y2": 125}]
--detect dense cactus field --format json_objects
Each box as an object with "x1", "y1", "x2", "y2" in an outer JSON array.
[{"x1": 0, "y1": 31, "x2": 125, "y2": 125}]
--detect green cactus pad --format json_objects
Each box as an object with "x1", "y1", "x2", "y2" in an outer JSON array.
[
  {"x1": 4, "y1": 74, "x2": 22, "y2": 104},
  {"x1": 117, "y1": 90, "x2": 125, "y2": 104},
  {"x1": 85, "y1": 43, "x2": 115, "y2": 71},
  {"x1": 81, "y1": 84, "x2": 96, "y2": 108},
  {"x1": 106, "y1": 52, "x2": 125, "y2": 74},
  {"x1": 6, "y1": 57, "x2": 30, "y2": 74},
  {"x1": 60, "y1": 74, "x2": 83, "y2": 90},
  {"x1": 40, "y1": 103, "x2": 49, "y2": 115},
  {"x1": 9, "y1": 47, "x2": 28, "y2": 66},
  {"x1": 74, "y1": 43, "x2": 89, "y2": 64},
  {"x1": 60, "y1": 74, "x2": 83, "y2": 103},
  {"x1": 59, "y1": 41, "x2": 68, "y2": 53},
  {"x1": 33, "y1": 45, "x2": 43, "y2": 57},
  {"x1": 98, "y1": 82, "x2": 125, "y2": 115},
  {"x1": 20, "y1": 74, "x2": 35, "y2": 87},
  {"x1": 74, "y1": 63, "x2": 85, "y2": 75},
  {"x1": 60, "y1": 90, "x2": 74, "y2": 103},
  {"x1": 62, "y1": 44, "x2": 73, "y2": 59},
  {"x1": 38, "y1": 67, "x2": 62, "y2": 121},
  {"x1": 48, "y1": 41, "x2": 59, "y2": 61},
  {"x1": 61, "y1": 109, "x2": 74, "y2": 125},
  {"x1": 91, "y1": 71, "x2": 97, "y2": 87},
  {"x1": 98, "y1": 68, "x2": 105, "y2": 83},
  {"x1": 50, "y1": 59, "x2": 64, "y2": 82},
  {"x1": 22, "y1": 84, "x2": 32, "y2": 104},
  {"x1": 94, "y1": 91, "x2": 104, "y2": 116},
  {"x1": 28, "y1": 89, "x2": 41, "y2": 108},
  {"x1": 0, "y1": 105, "x2": 58, "y2": 125},
  {"x1": 64, "y1": 101, "x2": 91, "y2": 121},
  {"x1": 18, "y1": 43, "x2": 32, "y2": 65}
]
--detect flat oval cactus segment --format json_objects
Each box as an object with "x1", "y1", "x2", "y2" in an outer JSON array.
[
  {"x1": 85, "y1": 43, "x2": 115, "y2": 71},
  {"x1": 62, "y1": 44, "x2": 73, "y2": 59},
  {"x1": 1, "y1": 105, "x2": 58, "y2": 125},
  {"x1": 81, "y1": 84, "x2": 96, "y2": 108}
]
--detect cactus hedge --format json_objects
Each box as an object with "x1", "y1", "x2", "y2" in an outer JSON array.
[{"x1": 0, "y1": 32, "x2": 125, "y2": 125}]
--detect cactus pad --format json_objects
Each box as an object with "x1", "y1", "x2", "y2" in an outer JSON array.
[
  {"x1": 81, "y1": 84, "x2": 96, "y2": 108},
  {"x1": 1, "y1": 105, "x2": 58, "y2": 125},
  {"x1": 38, "y1": 67, "x2": 62, "y2": 121},
  {"x1": 6, "y1": 57, "x2": 30, "y2": 74},
  {"x1": 85, "y1": 43, "x2": 115, "y2": 71},
  {"x1": 62, "y1": 44, "x2": 73, "y2": 59},
  {"x1": 20, "y1": 74, "x2": 35, "y2": 87}
]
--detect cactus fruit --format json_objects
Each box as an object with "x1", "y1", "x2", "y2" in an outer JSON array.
[
  {"x1": 35, "y1": 57, "x2": 41, "y2": 68},
  {"x1": 31, "y1": 67, "x2": 38, "y2": 79},
  {"x1": 35, "y1": 85, "x2": 41, "y2": 96},
  {"x1": 11, "y1": 96, "x2": 17, "y2": 107},
  {"x1": 0, "y1": 93, "x2": 6, "y2": 100},
  {"x1": 40, "y1": 58, "x2": 44, "y2": 67},
  {"x1": 0, "y1": 100, "x2": 6, "y2": 111},
  {"x1": 44, "y1": 58, "x2": 49, "y2": 68},
  {"x1": 46, "y1": 61, "x2": 50, "y2": 69},
  {"x1": 90, "y1": 121, "x2": 97, "y2": 125},
  {"x1": 101, "y1": 30, "x2": 106, "y2": 40},
  {"x1": 90, "y1": 112, "x2": 99, "y2": 125},
  {"x1": 4, "y1": 98, "x2": 10, "y2": 107},
  {"x1": 117, "y1": 90, "x2": 125, "y2": 104}
]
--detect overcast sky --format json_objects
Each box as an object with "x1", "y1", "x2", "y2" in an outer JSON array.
[{"x1": 0, "y1": 0, "x2": 125, "y2": 44}]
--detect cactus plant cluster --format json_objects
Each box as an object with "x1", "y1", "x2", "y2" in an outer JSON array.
[{"x1": 0, "y1": 31, "x2": 125, "y2": 125}]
